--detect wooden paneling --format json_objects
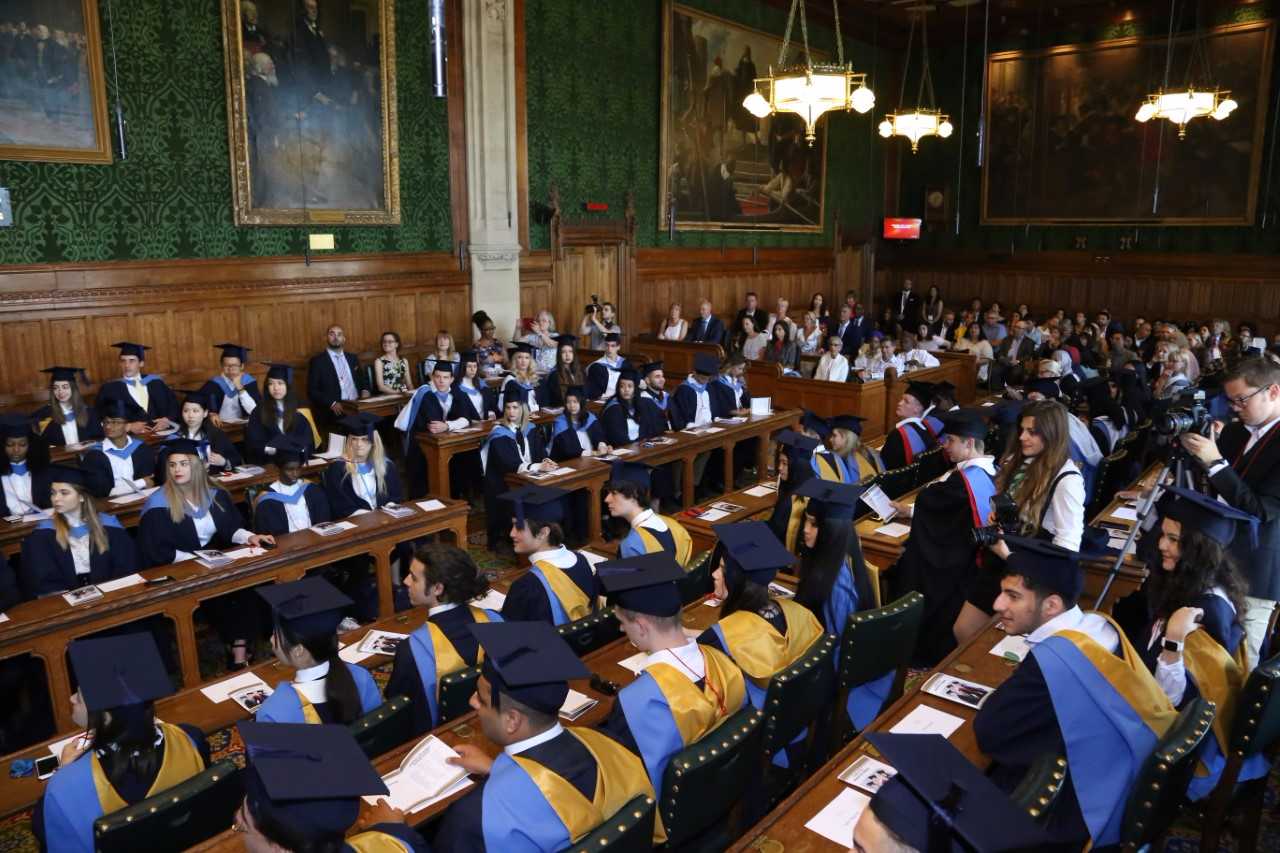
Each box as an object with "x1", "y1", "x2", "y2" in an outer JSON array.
[
  {"x1": 0, "y1": 252, "x2": 470, "y2": 400},
  {"x1": 878, "y1": 250, "x2": 1280, "y2": 332}
]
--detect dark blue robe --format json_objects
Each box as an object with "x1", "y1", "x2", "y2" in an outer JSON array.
[
  {"x1": 19, "y1": 515, "x2": 137, "y2": 598},
  {"x1": 321, "y1": 460, "x2": 404, "y2": 518},
  {"x1": 243, "y1": 407, "x2": 317, "y2": 464},
  {"x1": 81, "y1": 440, "x2": 157, "y2": 499},
  {"x1": 500, "y1": 551, "x2": 597, "y2": 625},
  {"x1": 95, "y1": 376, "x2": 179, "y2": 423},
  {"x1": 253, "y1": 483, "x2": 332, "y2": 535}
]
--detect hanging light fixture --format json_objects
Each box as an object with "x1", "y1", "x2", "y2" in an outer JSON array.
[
  {"x1": 879, "y1": 10, "x2": 952, "y2": 153},
  {"x1": 1135, "y1": 0, "x2": 1236, "y2": 138},
  {"x1": 742, "y1": 0, "x2": 875, "y2": 146}
]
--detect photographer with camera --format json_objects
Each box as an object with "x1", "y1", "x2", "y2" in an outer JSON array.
[
  {"x1": 954, "y1": 399, "x2": 1086, "y2": 645},
  {"x1": 1179, "y1": 356, "x2": 1280, "y2": 668},
  {"x1": 578, "y1": 296, "x2": 622, "y2": 351}
]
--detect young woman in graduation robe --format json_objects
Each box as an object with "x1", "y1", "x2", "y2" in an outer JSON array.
[
  {"x1": 601, "y1": 371, "x2": 676, "y2": 506},
  {"x1": 548, "y1": 386, "x2": 608, "y2": 461},
  {"x1": 0, "y1": 416, "x2": 52, "y2": 517},
  {"x1": 536, "y1": 335, "x2": 584, "y2": 408},
  {"x1": 499, "y1": 343, "x2": 542, "y2": 412},
  {"x1": 19, "y1": 466, "x2": 137, "y2": 599},
  {"x1": 80, "y1": 401, "x2": 157, "y2": 499},
  {"x1": 481, "y1": 399, "x2": 556, "y2": 553},
  {"x1": 243, "y1": 364, "x2": 320, "y2": 464},
  {"x1": 35, "y1": 634, "x2": 209, "y2": 853},
  {"x1": 321, "y1": 414, "x2": 403, "y2": 518},
  {"x1": 767, "y1": 430, "x2": 817, "y2": 552},
  {"x1": 33, "y1": 366, "x2": 102, "y2": 448},
  {"x1": 252, "y1": 439, "x2": 332, "y2": 535},
  {"x1": 254, "y1": 577, "x2": 382, "y2": 725},
  {"x1": 154, "y1": 391, "x2": 241, "y2": 481},
  {"x1": 385, "y1": 544, "x2": 503, "y2": 735}
]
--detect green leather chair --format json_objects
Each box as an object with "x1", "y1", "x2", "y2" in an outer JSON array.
[
  {"x1": 759, "y1": 634, "x2": 838, "y2": 807},
  {"x1": 834, "y1": 591, "x2": 925, "y2": 745},
  {"x1": 438, "y1": 664, "x2": 482, "y2": 724},
  {"x1": 1010, "y1": 753, "x2": 1068, "y2": 825},
  {"x1": 93, "y1": 760, "x2": 243, "y2": 853},
  {"x1": 557, "y1": 608, "x2": 623, "y2": 657},
  {"x1": 1119, "y1": 697, "x2": 1216, "y2": 851},
  {"x1": 565, "y1": 795, "x2": 656, "y2": 853},
  {"x1": 658, "y1": 706, "x2": 765, "y2": 851},
  {"x1": 349, "y1": 695, "x2": 414, "y2": 758},
  {"x1": 676, "y1": 550, "x2": 713, "y2": 604}
]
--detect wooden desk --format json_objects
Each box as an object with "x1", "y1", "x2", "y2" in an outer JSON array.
[
  {"x1": 340, "y1": 392, "x2": 413, "y2": 419},
  {"x1": 415, "y1": 410, "x2": 559, "y2": 499},
  {"x1": 882, "y1": 362, "x2": 962, "y2": 428},
  {"x1": 678, "y1": 482, "x2": 781, "y2": 554},
  {"x1": 629, "y1": 335, "x2": 725, "y2": 379},
  {"x1": 728, "y1": 623, "x2": 1011, "y2": 852},
  {"x1": 0, "y1": 500, "x2": 468, "y2": 733},
  {"x1": 48, "y1": 421, "x2": 250, "y2": 465},
  {"x1": 935, "y1": 351, "x2": 979, "y2": 404},
  {"x1": 766, "y1": 373, "x2": 889, "y2": 441}
]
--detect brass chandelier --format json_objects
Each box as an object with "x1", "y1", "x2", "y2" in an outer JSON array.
[
  {"x1": 878, "y1": 10, "x2": 952, "y2": 153},
  {"x1": 1134, "y1": 0, "x2": 1236, "y2": 138}
]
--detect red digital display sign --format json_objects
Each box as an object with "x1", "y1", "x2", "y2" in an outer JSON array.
[{"x1": 883, "y1": 217, "x2": 922, "y2": 239}]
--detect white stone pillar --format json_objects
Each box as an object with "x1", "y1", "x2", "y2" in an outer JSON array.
[{"x1": 464, "y1": 0, "x2": 522, "y2": 339}]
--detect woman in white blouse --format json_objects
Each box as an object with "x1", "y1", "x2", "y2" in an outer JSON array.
[
  {"x1": 738, "y1": 315, "x2": 769, "y2": 361},
  {"x1": 799, "y1": 312, "x2": 823, "y2": 354},
  {"x1": 953, "y1": 323, "x2": 994, "y2": 384},
  {"x1": 814, "y1": 335, "x2": 850, "y2": 382},
  {"x1": 658, "y1": 303, "x2": 688, "y2": 341}
]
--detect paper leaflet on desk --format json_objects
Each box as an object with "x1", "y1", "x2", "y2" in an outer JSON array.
[
  {"x1": 0, "y1": 613, "x2": 9, "y2": 624},
  {"x1": 838, "y1": 754, "x2": 898, "y2": 794},
  {"x1": 96, "y1": 574, "x2": 145, "y2": 593},
  {"x1": 108, "y1": 486, "x2": 160, "y2": 505},
  {"x1": 559, "y1": 689, "x2": 598, "y2": 721},
  {"x1": 744, "y1": 482, "x2": 778, "y2": 498},
  {"x1": 874, "y1": 522, "x2": 911, "y2": 539},
  {"x1": 581, "y1": 550, "x2": 609, "y2": 570},
  {"x1": 1108, "y1": 505, "x2": 1140, "y2": 522},
  {"x1": 470, "y1": 588, "x2": 507, "y2": 611},
  {"x1": 357, "y1": 629, "x2": 409, "y2": 656},
  {"x1": 714, "y1": 417, "x2": 746, "y2": 425},
  {"x1": 861, "y1": 484, "x2": 897, "y2": 522},
  {"x1": 194, "y1": 549, "x2": 234, "y2": 569},
  {"x1": 617, "y1": 651, "x2": 648, "y2": 674},
  {"x1": 750, "y1": 397, "x2": 771, "y2": 416},
  {"x1": 989, "y1": 634, "x2": 1031, "y2": 662},
  {"x1": 366, "y1": 735, "x2": 473, "y2": 811},
  {"x1": 380, "y1": 503, "x2": 417, "y2": 518},
  {"x1": 921, "y1": 672, "x2": 995, "y2": 710},
  {"x1": 230, "y1": 683, "x2": 274, "y2": 712},
  {"x1": 416, "y1": 499, "x2": 446, "y2": 513},
  {"x1": 889, "y1": 704, "x2": 965, "y2": 737},
  {"x1": 201, "y1": 671, "x2": 269, "y2": 704},
  {"x1": 524, "y1": 466, "x2": 575, "y2": 480},
  {"x1": 312, "y1": 520, "x2": 358, "y2": 536},
  {"x1": 804, "y1": 787, "x2": 870, "y2": 847},
  {"x1": 62, "y1": 585, "x2": 104, "y2": 606},
  {"x1": 5, "y1": 509, "x2": 52, "y2": 524}
]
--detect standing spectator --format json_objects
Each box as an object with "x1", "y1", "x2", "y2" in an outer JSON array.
[
  {"x1": 685, "y1": 299, "x2": 726, "y2": 344},
  {"x1": 657, "y1": 302, "x2": 687, "y2": 341},
  {"x1": 579, "y1": 300, "x2": 621, "y2": 350},
  {"x1": 923, "y1": 285, "x2": 944, "y2": 326},
  {"x1": 893, "y1": 278, "x2": 923, "y2": 330},
  {"x1": 373, "y1": 331, "x2": 414, "y2": 394},
  {"x1": 522, "y1": 310, "x2": 559, "y2": 374}
]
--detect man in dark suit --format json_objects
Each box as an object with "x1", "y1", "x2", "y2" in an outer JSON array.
[
  {"x1": 893, "y1": 278, "x2": 922, "y2": 330},
  {"x1": 307, "y1": 324, "x2": 369, "y2": 434},
  {"x1": 1132, "y1": 321, "x2": 1156, "y2": 363},
  {"x1": 1181, "y1": 356, "x2": 1280, "y2": 667},
  {"x1": 829, "y1": 304, "x2": 862, "y2": 355},
  {"x1": 989, "y1": 319, "x2": 1037, "y2": 390},
  {"x1": 732, "y1": 292, "x2": 768, "y2": 339},
  {"x1": 930, "y1": 308, "x2": 959, "y2": 345},
  {"x1": 685, "y1": 299, "x2": 726, "y2": 345}
]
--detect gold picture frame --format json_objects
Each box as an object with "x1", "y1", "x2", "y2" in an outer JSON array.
[
  {"x1": 219, "y1": 0, "x2": 400, "y2": 226},
  {"x1": 659, "y1": 0, "x2": 829, "y2": 233},
  {"x1": 0, "y1": 0, "x2": 113, "y2": 164}
]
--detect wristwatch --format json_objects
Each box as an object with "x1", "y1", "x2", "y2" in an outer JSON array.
[{"x1": 1161, "y1": 637, "x2": 1185, "y2": 654}]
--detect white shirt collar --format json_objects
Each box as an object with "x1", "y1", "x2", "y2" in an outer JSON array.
[
  {"x1": 295, "y1": 660, "x2": 330, "y2": 682},
  {"x1": 1026, "y1": 606, "x2": 1118, "y2": 652},
  {"x1": 505, "y1": 722, "x2": 564, "y2": 756},
  {"x1": 632, "y1": 508, "x2": 655, "y2": 528},
  {"x1": 956, "y1": 455, "x2": 997, "y2": 476},
  {"x1": 271, "y1": 480, "x2": 304, "y2": 495},
  {"x1": 1247, "y1": 414, "x2": 1280, "y2": 439},
  {"x1": 427, "y1": 602, "x2": 460, "y2": 617},
  {"x1": 529, "y1": 545, "x2": 576, "y2": 568},
  {"x1": 895, "y1": 416, "x2": 925, "y2": 429},
  {"x1": 644, "y1": 639, "x2": 705, "y2": 680}
]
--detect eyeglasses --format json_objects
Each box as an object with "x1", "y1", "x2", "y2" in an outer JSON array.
[{"x1": 1226, "y1": 385, "x2": 1272, "y2": 409}]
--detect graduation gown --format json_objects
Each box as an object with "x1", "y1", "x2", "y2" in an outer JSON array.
[
  {"x1": 1209, "y1": 420, "x2": 1280, "y2": 600},
  {"x1": 619, "y1": 512, "x2": 693, "y2": 567},
  {"x1": 600, "y1": 398, "x2": 666, "y2": 447},
  {"x1": 33, "y1": 406, "x2": 102, "y2": 448},
  {"x1": 321, "y1": 460, "x2": 403, "y2": 518},
  {"x1": 668, "y1": 380, "x2": 712, "y2": 432},
  {"x1": 81, "y1": 439, "x2": 157, "y2": 499},
  {"x1": 708, "y1": 375, "x2": 751, "y2": 417},
  {"x1": 37, "y1": 722, "x2": 208, "y2": 853},
  {"x1": 639, "y1": 387, "x2": 671, "y2": 419},
  {"x1": 137, "y1": 488, "x2": 246, "y2": 567},
  {"x1": 501, "y1": 550, "x2": 596, "y2": 625},
  {"x1": 455, "y1": 380, "x2": 497, "y2": 421},
  {"x1": 253, "y1": 482, "x2": 332, "y2": 535},
  {"x1": 243, "y1": 407, "x2": 319, "y2": 464},
  {"x1": 434, "y1": 726, "x2": 657, "y2": 852},
  {"x1": 253, "y1": 661, "x2": 382, "y2": 724},
  {"x1": 548, "y1": 413, "x2": 604, "y2": 462},
  {"x1": 396, "y1": 387, "x2": 481, "y2": 499},
  {"x1": 499, "y1": 376, "x2": 541, "y2": 411},
  {"x1": 344, "y1": 825, "x2": 430, "y2": 853},
  {"x1": 198, "y1": 375, "x2": 262, "y2": 421},
  {"x1": 19, "y1": 514, "x2": 136, "y2": 598},
  {"x1": 585, "y1": 358, "x2": 623, "y2": 400},
  {"x1": 154, "y1": 426, "x2": 241, "y2": 481},
  {"x1": 385, "y1": 604, "x2": 501, "y2": 735},
  {"x1": 0, "y1": 465, "x2": 53, "y2": 517},
  {"x1": 879, "y1": 418, "x2": 936, "y2": 470},
  {"x1": 536, "y1": 372, "x2": 570, "y2": 409},
  {"x1": 481, "y1": 424, "x2": 549, "y2": 540},
  {"x1": 95, "y1": 376, "x2": 179, "y2": 423}
]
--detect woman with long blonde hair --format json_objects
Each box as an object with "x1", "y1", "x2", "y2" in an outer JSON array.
[
  {"x1": 322, "y1": 413, "x2": 402, "y2": 518},
  {"x1": 500, "y1": 342, "x2": 542, "y2": 411}
]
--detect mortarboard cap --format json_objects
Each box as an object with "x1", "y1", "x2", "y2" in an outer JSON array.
[
  {"x1": 866, "y1": 733, "x2": 1050, "y2": 852},
  {"x1": 267, "y1": 436, "x2": 310, "y2": 465},
  {"x1": 265, "y1": 362, "x2": 293, "y2": 383},
  {"x1": 775, "y1": 428, "x2": 819, "y2": 453},
  {"x1": 1162, "y1": 485, "x2": 1260, "y2": 548},
  {"x1": 507, "y1": 342, "x2": 534, "y2": 358},
  {"x1": 610, "y1": 460, "x2": 655, "y2": 490},
  {"x1": 801, "y1": 411, "x2": 833, "y2": 439},
  {"x1": 470, "y1": 621, "x2": 588, "y2": 715},
  {"x1": 831, "y1": 414, "x2": 865, "y2": 436},
  {"x1": 257, "y1": 577, "x2": 353, "y2": 637},
  {"x1": 430, "y1": 359, "x2": 457, "y2": 375},
  {"x1": 597, "y1": 552, "x2": 685, "y2": 617},
  {"x1": 938, "y1": 409, "x2": 989, "y2": 441},
  {"x1": 603, "y1": 332, "x2": 622, "y2": 344},
  {"x1": 1003, "y1": 536, "x2": 1082, "y2": 603},
  {"x1": 46, "y1": 464, "x2": 89, "y2": 488},
  {"x1": 111, "y1": 342, "x2": 150, "y2": 359},
  {"x1": 501, "y1": 484, "x2": 568, "y2": 526},
  {"x1": 69, "y1": 632, "x2": 173, "y2": 712},
  {"x1": 988, "y1": 398, "x2": 1028, "y2": 426},
  {"x1": 162, "y1": 436, "x2": 204, "y2": 457},
  {"x1": 553, "y1": 334, "x2": 578, "y2": 348},
  {"x1": 932, "y1": 380, "x2": 957, "y2": 399},
  {"x1": 0, "y1": 414, "x2": 31, "y2": 440},
  {"x1": 98, "y1": 398, "x2": 132, "y2": 421},
  {"x1": 713, "y1": 521, "x2": 795, "y2": 586},
  {"x1": 214, "y1": 343, "x2": 251, "y2": 362},
  {"x1": 239, "y1": 722, "x2": 387, "y2": 844},
  {"x1": 458, "y1": 350, "x2": 479, "y2": 364},
  {"x1": 41, "y1": 366, "x2": 83, "y2": 384},
  {"x1": 182, "y1": 389, "x2": 214, "y2": 410},
  {"x1": 618, "y1": 367, "x2": 640, "y2": 385},
  {"x1": 692, "y1": 353, "x2": 720, "y2": 376},
  {"x1": 642, "y1": 361, "x2": 664, "y2": 376},
  {"x1": 795, "y1": 478, "x2": 864, "y2": 520},
  {"x1": 904, "y1": 381, "x2": 935, "y2": 407},
  {"x1": 339, "y1": 413, "x2": 379, "y2": 439},
  {"x1": 562, "y1": 385, "x2": 587, "y2": 401},
  {"x1": 1025, "y1": 378, "x2": 1061, "y2": 400}
]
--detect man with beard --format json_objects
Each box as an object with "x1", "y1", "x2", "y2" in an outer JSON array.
[
  {"x1": 240, "y1": 1, "x2": 273, "y2": 56},
  {"x1": 246, "y1": 51, "x2": 284, "y2": 207}
]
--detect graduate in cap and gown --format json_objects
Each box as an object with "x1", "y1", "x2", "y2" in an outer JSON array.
[
  {"x1": 200, "y1": 343, "x2": 261, "y2": 425},
  {"x1": 887, "y1": 409, "x2": 998, "y2": 666},
  {"x1": 973, "y1": 536, "x2": 1178, "y2": 848},
  {"x1": 244, "y1": 363, "x2": 321, "y2": 465},
  {"x1": 80, "y1": 399, "x2": 158, "y2": 499},
  {"x1": 235, "y1": 721, "x2": 428, "y2": 852},
  {"x1": 669, "y1": 353, "x2": 719, "y2": 432},
  {"x1": 385, "y1": 543, "x2": 502, "y2": 736},
  {"x1": 35, "y1": 633, "x2": 209, "y2": 853},
  {"x1": 548, "y1": 385, "x2": 609, "y2": 462},
  {"x1": 879, "y1": 381, "x2": 938, "y2": 470},
  {"x1": 920, "y1": 379, "x2": 958, "y2": 437},
  {"x1": 33, "y1": 366, "x2": 102, "y2": 448},
  {"x1": 94, "y1": 342, "x2": 179, "y2": 430},
  {"x1": 595, "y1": 553, "x2": 748, "y2": 794},
  {"x1": 500, "y1": 342, "x2": 542, "y2": 412},
  {"x1": 767, "y1": 429, "x2": 818, "y2": 552},
  {"x1": 19, "y1": 465, "x2": 136, "y2": 599},
  {"x1": 396, "y1": 358, "x2": 477, "y2": 499},
  {"x1": 155, "y1": 390, "x2": 241, "y2": 480},
  {"x1": 605, "y1": 473, "x2": 692, "y2": 566},
  {"x1": 435, "y1": 621, "x2": 656, "y2": 851},
  {"x1": 322, "y1": 413, "x2": 403, "y2": 518},
  {"x1": 638, "y1": 361, "x2": 672, "y2": 414},
  {"x1": 536, "y1": 334, "x2": 584, "y2": 409},
  {"x1": 482, "y1": 399, "x2": 555, "y2": 555},
  {"x1": 853, "y1": 732, "x2": 1050, "y2": 853},
  {"x1": 601, "y1": 368, "x2": 668, "y2": 448},
  {"x1": 585, "y1": 332, "x2": 626, "y2": 401},
  {"x1": 255, "y1": 577, "x2": 382, "y2": 724},
  {"x1": 253, "y1": 437, "x2": 332, "y2": 535},
  {"x1": 0, "y1": 414, "x2": 52, "y2": 517},
  {"x1": 501, "y1": 485, "x2": 596, "y2": 625},
  {"x1": 455, "y1": 350, "x2": 499, "y2": 420}
]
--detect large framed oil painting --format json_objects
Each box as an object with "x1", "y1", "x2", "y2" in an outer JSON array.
[
  {"x1": 220, "y1": 0, "x2": 400, "y2": 226},
  {"x1": 660, "y1": 0, "x2": 828, "y2": 233},
  {"x1": 982, "y1": 20, "x2": 1274, "y2": 225},
  {"x1": 0, "y1": 0, "x2": 113, "y2": 164}
]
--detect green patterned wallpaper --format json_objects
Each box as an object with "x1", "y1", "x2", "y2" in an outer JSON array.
[
  {"x1": 524, "y1": 0, "x2": 885, "y2": 250},
  {"x1": 0, "y1": 0, "x2": 452, "y2": 265}
]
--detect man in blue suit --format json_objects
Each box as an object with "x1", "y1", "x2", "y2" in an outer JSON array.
[{"x1": 685, "y1": 299, "x2": 726, "y2": 344}]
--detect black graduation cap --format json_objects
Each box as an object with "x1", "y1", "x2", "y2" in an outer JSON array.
[
  {"x1": 470, "y1": 621, "x2": 588, "y2": 715},
  {"x1": 338, "y1": 413, "x2": 379, "y2": 439},
  {"x1": 987, "y1": 398, "x2": 1028, "y2": 426},
  {"x1": 458, "y1": 349, "x2": 480, "y2": 364},
  {"x1": 507, "y1": 342, "x2": 534, "y2": 358},
  {"x1": 68, "y1": 632, "x2": 173, "y2": 712},
  {"x1": 182, "y1": 389, "x2": 214, "y2": 410},
  {"x1": 801, "y1": 410, "x2": 833, "y2": 439},
  {"x1": 214, "y1": 343, "x2": 251, "y2": 362},
  {"x1": 1025, "y1": 378, "x2": 1061, "y2": 399},
  {"x1": 619, "y1": 367, "x2": 640, "y2": 385},
  {"x1": 938, "y1": 409, "x2": 988, "y2": 441},
  {"x1": 0, "y1": 414, "x2": 31, "y2": 440},
  {"x1": 597, "y1": 552, "x2": 685, "y2": 617},
  {"x1": 553, "y1": 334, "x2": 578, "y2": 348},
  {"x1": 239, "y1": 722, "x2": 388, "y2": 844},
  {"x1": 831, "y1": 415, "x2": 866, "y2": 436},
  {"x1": 111, "y1": 342, "x2": 150, "y2": 359},
  {"x1": 41, "y1": 366, "x2": 83, "y2": 384},
  {"x1": 162, "y1": 436, "x2": 204, "y2": 457},
  {"x1": 268, "y1": 436, "x2": 310, "y2": 466},
  {"x1": 98, "y1": 398, "x2": 132, "y2": 421},
  {"x1": 903, "y1": 381, "x2": 935, "y2": 407},
  {"x1": 562, "y1": 384, "x2": 588, "y2": 402},
  {"x1": 692, "y1": 353, "x2": 720, "y2": 376},
  {"x1": 642, "y1": 361, "x2": 664, "y2": 375},
  {"x1": 265, "y1": 362, "x2": 293, "y2": 383},
  {"x1": 795, "y1": 478, "x2": 864, "y2": 520},
  {"x1": 46, "y1": 464, "x2": 89, "y2": 488},
  {"x1": 610, "y1": 460, "x2": 655, "y2": 490},
  {"x1": 430, "y1": 359, "x2": 457, "y2": 375},
  {"x1": 775, "y1": 428, "x2": 819, "y2": 453},
  {"x1": 713, "y1": 521, "x2": 796, "y2": 585},
  {"x1": 603, "y1": 332, "x2": 622, "y2": 344},
  {"x1": 932, "y1": 380, "x2": 957, "y2": 400},
  {"x1": 865, "y1": 733, "x2": 1050, "y2": 852},
  {"x1": 1162, "y1": 485, "x2": 1260, "y2": 548},
  {"x1": 257, "y1": 577, "x2": 353, "y2": 637},
  {"x1": 501, "y1": 484, "x2": 568, "y2": 525},
  {"x1": 1003, "y1": 535, "x2": 1082, "y2": 603}
]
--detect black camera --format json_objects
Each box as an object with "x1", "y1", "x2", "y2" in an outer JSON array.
[
  {"x1": 972, "y1": 493, "x2": 1020, "y2": 548},
  {"x1": 1155, "y1": 390, "x2": 1213, "y2": 437}
]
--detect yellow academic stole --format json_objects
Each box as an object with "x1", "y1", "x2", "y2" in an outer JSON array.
[
  {"x1": 635, "y1": 515, "x2": 693, "y2": 568},
  {"x1": 346, "y1": 831, "x2": 411, "y2": 852},
  {"x1": 645, "y1": 646, "x2": 748, "y2": 745},
  {"x1": 428, "y1": 606, "x2": 493, "y2": 689},
  {"x1": 1183, "y1": 630, "x2": 1248, "y2": 776},
  {"x1": 814, "y1": 454, "x2": 841, "y2": 482},
  {"x1": 716, "y1": 599, "x2": 825, "y2": 687},
  {"x1": 532, "y1": 560, "x2": 592, "y2": 621},
  {"x1": 90, "y1": 722, "x2": 205, "y2": 813}
]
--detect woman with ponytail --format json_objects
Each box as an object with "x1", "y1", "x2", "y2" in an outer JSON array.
[{"x1": 254, "y1": 577, "x2": 382, "y2": 725}]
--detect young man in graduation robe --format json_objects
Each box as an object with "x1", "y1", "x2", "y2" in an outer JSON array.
[
  {"x1": 604, "y1": 476, "x2": 692, "y2": 567},
  {"x1": 397, "y1": 359, "x2": 483, "y2": 499},
  {"x1": 501, "y1": 485, "x2": 596, "y2": 625},
  {"x1": 639, "y1": 361, "x2": 672, "y2": 415},
  {"x1": 236, "y1": 721, "x2": 429, "y2": 852},
  {"x1": 94, "y1": 341, "x2": 179, "y2": 432},
  {"x1": 800, "y1": 411, "x2": 848, "y2": 483},
  {"x1": 386, "y1": 543, "x2": 503, "y2": 736},
  {"x1": 669, "y1": 353, "x2": 721, "y2": 491},
  {"x1": 80, "y1": 399, "x2": 157, "y2": 498},
  {"x1": 879, "y1": 381, "x2": 938, "y2": 470},
  {"x1": 972, "y1": 536, "x2": 1178, "y2": 849},
  {"x1": 585, "y1": 332, "x2": 625, "y2": 400},
  {"x1": 252, "y1": 437, "x2": 332, "y2": 535},
  {"x1": 595, "y1": 553, "x2": 748, "y2": 794},
  {"x1": 200, "y1": 343, "x2": 261, "y2": 426},
  {"x1": 886, "y1": 408, "x2": 998, "y2": 666},
  {"x1": 434, "y1": 621, "x2": 656, "y2": 851}
]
